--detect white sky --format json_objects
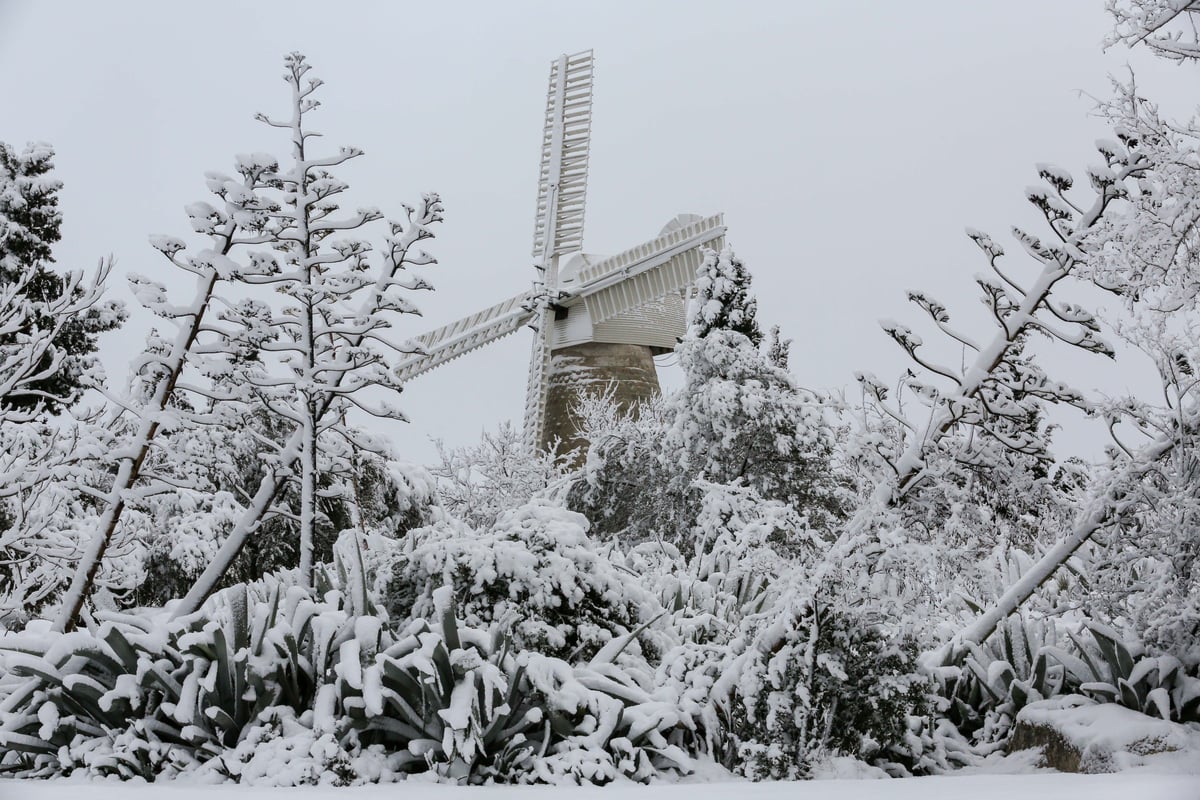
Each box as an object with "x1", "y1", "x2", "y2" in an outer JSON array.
[{"x1": 0, "y1": 1, "x2": 1191, "y2": 466}]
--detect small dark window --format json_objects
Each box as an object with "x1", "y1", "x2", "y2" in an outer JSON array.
[{"x1": 554, "y1": 306, "x2": 569, "y2": 321}]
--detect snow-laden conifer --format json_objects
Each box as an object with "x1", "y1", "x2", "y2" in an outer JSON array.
[{"x1": 0, "y1": 142, "x2": 123, "y2": 419}]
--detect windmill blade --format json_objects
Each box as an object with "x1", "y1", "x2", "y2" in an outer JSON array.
[
  {"x1": 525, "y1": 49, "x2": 592, "y2": 449},
  {"x1": 575, "y1": 212, "x2": 726, "y2": 325},
  {"x1": 394, "y1": 289, "x2": 538, "y2": 384},
  {"x1": 531, "y1": 50, "x2": 594, "y2": 263},
  {"x1": 523, "y1": 301, "x2": 554, "y2": 449}
]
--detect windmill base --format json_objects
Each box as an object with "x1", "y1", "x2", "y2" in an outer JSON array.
[{"x1": 542, "y1": 342, "x2": 661, "y2": 461}]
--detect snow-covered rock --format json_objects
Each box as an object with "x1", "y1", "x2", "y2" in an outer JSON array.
[{"x1": 1010, "y1": 695, "x2": 1200, "y2": 773}]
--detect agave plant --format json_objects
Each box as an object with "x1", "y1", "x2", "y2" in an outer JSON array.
[
  {"x1": 342, "y1": 585, "x2": 546, "y2": 782},
  {"x1": 0, "y1": 557, "x2": 379, "y2": 779},
  {"x1": 934, "y1": 614, "x2": 1200, "y2": 760},
  {"x1": 1046, "y1": 622, "x2": 1200, "y2": 723},
  {"x1": 934, "y1": 612, "x2": 1073, "y2": 750}
]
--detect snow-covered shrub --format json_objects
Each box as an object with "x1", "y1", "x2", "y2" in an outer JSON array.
[
  {"x1": 383, "y1": 500, "x2": 660, "y2": 662},
  {"x1": 340, "y1": 585, "x2": 695, "y2": 784},
  {"x1": 626, "y1": 481, "x2": 816, "y2": 652},
  {"x1": 0, "y1": 561, "x2": 381, "y2": 779},
  {"x1": 932, "y1": 615, "x2": 1200, "y2": 763},
  {"x1": 340, "y1": 585, "x2": 545, "y2": 782},
  {"x1": 518, "y1": 648, "x2": 699, "y2": 784},
  {"x1": 712, "y1": 590, "x2": 934, "y2": 779},
  {"x1": 194, "y1": 706, "x2": 389, "y2": 786},
  {"x1": 1058, "y1": 623, "x2": 1200, "y2": 724},
  {"x1": 129, "y1": 419, "x2": 436, "y2": 608},
  {"x1": 568, "y1": 393, "x2": 680, "y2": 545},
  {"x1": 430, "y1": 421, "x2": 569, "y2": 529},
  {"x1": 931, "y1": 612, "x2": 1076, "y2": 754}
]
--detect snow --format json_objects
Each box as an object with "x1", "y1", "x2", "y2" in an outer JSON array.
[
  {"x1": 3, "y1": 774, "x2": 1199, "y2": 800},
  {"x1": 1017, "y1": 695, "x2": 1200, "y2": 769}
]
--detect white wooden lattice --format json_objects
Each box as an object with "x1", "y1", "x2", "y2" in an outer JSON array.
[
  {"x1": 531, "y1": 50, "x2": 593, "y2": 262},
  {"x1": 393, "y1": 290, "x2": 536, "y2": 383},
  {"x1": 576, "y1": 213, "x2": 725, "y2": 324}
]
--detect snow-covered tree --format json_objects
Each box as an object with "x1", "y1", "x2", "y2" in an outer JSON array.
[
  {"x1": 688, "y1": 246, "x2": 762, "y2": 346},
  {"x1": 430, "y1": 421, "x2": 569, "y2": 528},
  {"x1": 49, "y1": 145, "x2": 283, "y2": 631},
  {"x1": 933, "y1": 4, "x2": 1200, "y2": 655},
  {"x1": 174, "y1": 54, "x2": 442, "y2": 614},
  {"x1": 573, "y1": 248, "x2": 845, "y2": 550},
  {"x1": 667, "y1": 248, "x2": 846, "y2": 533},
  {"x1": 1108, "y1": 0, "x2": 1200, "y2": 62},
  {"x1": 209, "y1": 53, "x2": 441, "y2": 588},
  {"x1": 0, "y1": 142, "x2": 124, "y2": 418}
]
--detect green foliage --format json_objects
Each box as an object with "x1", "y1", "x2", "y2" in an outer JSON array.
[
  {"x1": 719, "y1": 596, "x2": 935, "y2": 779},
  {"x1": 935, "y1": 613, "x2": 1072, "y2": 751},
  {"x1": 0, "y1": 539, "x2": 696, "y2": 785},
  {"x1": 0, "y1": 141, "x2": 123, "y2": 414},
  {"x1": 0, "y1": 567, "x2": 374, "y2": 779},
  {"x1": 935, "y1": 616, "x2": 1200, "y2": 759},
  {"x1": 1059, "y1": 623, "x2": 1200, "y2": 724},
  {"x1": 688, "y1": 247, "x2": 762, "y2": 346}
]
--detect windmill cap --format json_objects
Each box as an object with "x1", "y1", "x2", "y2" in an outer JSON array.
[
  {"x1": 658, "y1": 213, "x2": 704, "y2": 236},
  {"x1": 559, "y1": 252, "x2": 599, "y2": 284}
]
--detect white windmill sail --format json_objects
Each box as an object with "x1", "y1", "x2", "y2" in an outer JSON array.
[
  {"x1": 524, "y1": 50, "x2": 595, "y2": 447},
  {"x1": 531, "y1": 50, "x2": 594, "y2": 262},
  {"x1": 391, "y1": 49, "x2": 726, "y2": 455},
  {"x1": 573, "y1": 213, "x2": 726, "y2": 324},
  {"x1": 392, "y1": 290, "x2": 537, "y2": 383}
]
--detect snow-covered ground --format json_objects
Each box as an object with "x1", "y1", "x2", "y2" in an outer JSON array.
[{"x1": 5, "y1": 774, "x2": 1200, "y2": 800}]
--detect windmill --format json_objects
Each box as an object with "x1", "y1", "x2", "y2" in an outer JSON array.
[{"x1": 394, "y1": 50, "x2": 726, "y2": 455}]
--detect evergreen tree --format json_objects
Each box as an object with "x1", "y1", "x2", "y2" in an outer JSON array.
[
  {"x1": 572, "y1": 247, "x2": 846, "y2": 549},
  {"x1": 688, "y1": 246, "x2": 762, "y2": 345},
  {"x1": 0, "y1": 142, "x2": 123, "y2": 415}
]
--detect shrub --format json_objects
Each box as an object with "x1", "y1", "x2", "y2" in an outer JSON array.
[
  {"x1": 931, "y1": 616, "x2": 1200, "y2": 762},
  {"x1": 383, "y1": 501, "x2": 660, "y2": 662},
  {"x1": 932, "y1": 612, "x2": 1074, "y2": 753},
  {"x1": 713, "y1": 591, "x2": 935, "y2": 779},
  {"x1": 0, "y1": 560, "x2": 379, "y2": 779},
  {"x1": 0, "y1": 546, "x2": 698, "y2": 786}
]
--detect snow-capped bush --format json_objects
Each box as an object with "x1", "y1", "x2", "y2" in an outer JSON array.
[
  {"x1": 931, "y1": 614, "x2": 1200, "y2": 763},
  {"x1": 0, "y1": 560, "x2": 381, "y2": 780},
  {"x1": 711, "y1": 589, "x2": 935, "y2": 779},
  {"x1": 340, "y1": 584, "x2": 697, "y2": 784},
  {"x1": 931, "y1": 611, "x2": 1075, "y2": 754},
  {"x1": 430, "y1": 421, "x2": 570, "y2": 529},
  {"x1": 383, "y1": 500, "x2": 660, "y2": 662}
]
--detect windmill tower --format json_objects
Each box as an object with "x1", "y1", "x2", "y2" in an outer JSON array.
[{"x1": 394, "y1": 51, "x2": 726, "y2": 456}]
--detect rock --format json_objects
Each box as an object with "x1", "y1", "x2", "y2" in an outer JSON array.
[{"x1": 1010, "y1": 694, "x2": 1195, "y2": 773}]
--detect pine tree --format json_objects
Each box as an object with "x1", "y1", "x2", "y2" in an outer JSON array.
[
  {"x1": 572, "y1": 247, "x2": 846, "y2": 549},
  {"x1": 0, "y1": 142, "x2": 123, "y2": 416},
  {"x1": 688, "y1": 247, "x2": 762, "y2": 345},
  {"x1": 667, "y1": 247, "x2": 845, "y2": 532}
]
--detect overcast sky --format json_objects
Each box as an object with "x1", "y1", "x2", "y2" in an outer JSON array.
[{"x1": 0, "y1": 1, "x2": 1191, "y2": 466}]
